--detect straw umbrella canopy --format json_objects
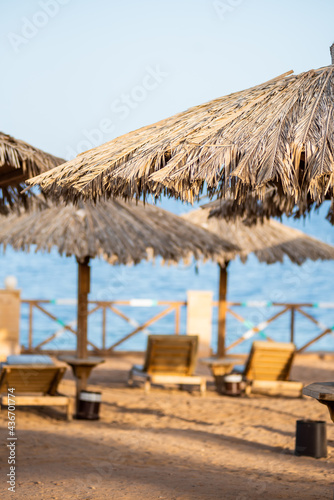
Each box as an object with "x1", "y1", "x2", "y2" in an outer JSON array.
[
  {"x1": 27, "y1": 48, "x2": 334, "y2": 216},
  {"x1": 0, "y1": 198, "x2": 236, "y2": 397},
  {"x1": 182, "y1": 203, "x2": 334, "y2": 356},
  {"x1": 0, "y1": 131, "x2": 64, "y2": 214}
]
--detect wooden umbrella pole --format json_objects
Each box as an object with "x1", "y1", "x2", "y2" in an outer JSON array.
[
  {"x1": 76, "y1": 256, "x2": 90, "y2": 360},
  {"x1": 217, "y1": 262, "x2": 229, "y2": 357}
]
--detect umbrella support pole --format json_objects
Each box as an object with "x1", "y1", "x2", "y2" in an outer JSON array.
[
  {"x1": 217, "y1": 262, "x2": 229, "y2": 357},
  {"x1": 75, "y1": 257, "x2": 91, "y2": 410},
  {"x1": 77, "y1": 258, "x2": 90, "y2": 361}
]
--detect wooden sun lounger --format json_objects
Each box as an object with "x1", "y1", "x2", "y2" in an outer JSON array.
[
  {"x1": 243, "y1": 341, "x2": 303, "y2": 397},
  {"x1": 0, "y1": 365, "x2": 72, "y2": 420},
  {"x1": 129, "y1": 335, "x2": 206, "y2": 394}
]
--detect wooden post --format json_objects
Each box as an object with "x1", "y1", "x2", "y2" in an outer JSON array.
[
  {"x1": 76, "y1": 257, "x2": 90, "y2": 361},
  {"x1": 102, "y1": 306, "x2": 107, "y2": 350},
  {"x1": 28, "y1": 302, "x2": 33, "y2": 351},
  {"x1": 290, "y1": 307, "x2": 295, "y2": 344},
  {"x1": 217, "y1": 262, "x2": 229, "y2": 357},
  {"x1": 0, "y1": 290, "x2": 21, "y2": 359},
  {"x1": 186, "y1": 291, "x2": 213, "y2": 357},
  {"x1": 175, "y1": 305, "x2": 180, "y2": 335}
]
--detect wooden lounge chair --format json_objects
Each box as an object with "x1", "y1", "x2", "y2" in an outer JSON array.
[
  {"x1": 0, "y1": 364, "x2": 72, "y2": 420},
  {"x1": 243, "y1": 341, "x2": 303, "y2": 397},
  {"x1": 129, "y1": 335, "x2": 206, "y2": 394}
]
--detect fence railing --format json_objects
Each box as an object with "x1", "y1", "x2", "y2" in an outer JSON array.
[
  {"x1": 21, "y1": 299, "x2": 185, "y2": 353},
  {"x1": 20, "y1": 299, "x2": 334, "y2": 354},
  {"x1": 221, "y1": 301, "x2": 334, "y2": 353}
]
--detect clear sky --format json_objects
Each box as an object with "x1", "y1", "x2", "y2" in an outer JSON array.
[{"x1": 1, "y1": 0, "x2": 334, "y2": 164}]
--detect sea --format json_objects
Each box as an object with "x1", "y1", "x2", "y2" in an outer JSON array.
[{"x1": 1, "y1": 198, "x2": 334, "y2": 354}]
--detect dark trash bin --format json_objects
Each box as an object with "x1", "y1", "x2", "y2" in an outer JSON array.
[
  {"x1": 223, "y1": 374, "x2": 243, "y2": 396},
  {"x1": 295, "y1": 419, "x2": 327, "y2": 458},
  {"x1": 76, "y1": 391, "x2": 102, "y2": 420}
]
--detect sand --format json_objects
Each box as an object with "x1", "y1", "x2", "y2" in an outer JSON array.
[{"x1": 1, "y1": 353, "x2": 333, "y2": 500}]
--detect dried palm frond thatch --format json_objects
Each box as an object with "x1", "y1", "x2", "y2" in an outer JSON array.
[
  {"x1": 203, "y1": 188, "x2": 321, "y2": 225},
  {"x1": 0, "y1": 131, "x2": 64, "y2": 213},
  {"x1": 182, "y1": 203, "x2": 334, "y2": 265},
  {"x1": 0, "y1": 198, "x2": 237, "y2": 265},
  {"x1": 27, "y1": 60, "x2": 334, "y2": 216}
]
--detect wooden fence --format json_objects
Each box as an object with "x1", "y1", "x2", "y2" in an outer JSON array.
[
  {"x1": 20, "y1": 298, "x2": 334, "y2": 354},
  {"x1": 22, "y1": 299, "x2": 185, "y2": 353}
]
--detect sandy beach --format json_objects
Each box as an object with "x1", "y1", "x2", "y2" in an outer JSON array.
[{"x1": 1, "y1": 353, "x2": 333, "y2": 500}]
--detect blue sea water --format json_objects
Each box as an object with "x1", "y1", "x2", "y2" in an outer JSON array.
[{"x1": 1, "y1": 198, "x2": 334, "y2": 354}]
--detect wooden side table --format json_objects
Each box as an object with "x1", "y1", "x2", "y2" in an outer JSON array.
[
  {"x1": 200, "y1": 357, "x2": 244, "y2": 392},
  {"x1": 58, "y1": 355, "x2": 104, "y2": 417},
  {"x1": 303, "y1": 382, "x2": 334, "y2": 422}
]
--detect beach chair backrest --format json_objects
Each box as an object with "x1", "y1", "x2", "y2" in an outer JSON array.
[
  {"x1": 143, "y1": 335, "x2": 198, "y2": 376},
  {"x1": 244, "y1": 341, "x2": 295, "y2": 381},
  {"x1": 0, "y1": 365, "x2": 66, "y2": 395}
]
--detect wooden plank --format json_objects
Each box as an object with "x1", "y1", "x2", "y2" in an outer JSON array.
[
  {"x1": 250, "y1": 341, "x2": 295, "y2": 351},
  {"x1": 0, "y1": 290, "x2": 20, "y2": 342},
  {"x1": 149, "y1": 362, "x2": 190, "y2": 370},
  {"x1": 187, "y1": 291, "x2": 213, "y2": 357},
  {"x1": 151, "y1": 354, "x2": 190, "y2": 363},
  {"x1": 133, "y1": 371, "x2": 205, "y2": 385},
  {"x1": 149, "y1": 368, "x2": 189, "y2": 375},
  {"x1": 175, "y1": 306, "x2": 181, "y2": 335},
  {"x1": 250, "y1": 380, "x2": 303, "y2": 397},
  {"x1": 150, "y1": 375, "x2": 205, "y2": 385},
  {"x1": 2, "y1": 396, "x2": 70, "y2": 406},
  {"x1": 290, "y1": 307, "x2": 295, "y2": 343},
  {"x1": 252, "y1": 351, "x2": 295, "y2": 358},
  {"x1": 303, "y1": 382, "x2": 334, "y2": 401},
  {"x1": 251, "y1": 366, "x2": 291, "y2": 374},
  {"x1": 130, "y1": 365, "x2": 206, "y2": 393},
  {"x1": 1, "y1": 395, "x2": 73, "y2": 421}
]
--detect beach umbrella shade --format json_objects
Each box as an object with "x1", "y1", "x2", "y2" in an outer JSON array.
[
  {"x1": 201, "y1": 189, "x2": 313, "y2": 225},
  {"x1": 27, "y1": 47, "x2": 334, "y2": 217},
  {"x1": 0, "y1": 132, "x2": 64, "y2": 214},
  {"x1": 182, "y1": 202, "x2": 334, "y2": 356},
  {"x1": 0, "y1": 198, "x2": 237, "y2": 397}
]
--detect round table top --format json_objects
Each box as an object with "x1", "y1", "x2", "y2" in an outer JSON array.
[
  {"x1": 199, "y1": 357, "x2": 244, "y2": 366},
  {"x1": 58, "y1": 355, "x2": 105, "y2": 367},
  {"x1": 303, "y1": 382, "x2": 334, "y2": 401}
]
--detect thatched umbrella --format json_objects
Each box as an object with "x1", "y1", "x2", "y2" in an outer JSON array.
[
  {"x1": 182, "y1": 203, "x2": 334, "y2": 356},
  {"x1": 27, "y1": 47, "x2": 334, "y2": 216},
  {"x1": 0, "y1": 198, "x2": 236, "y2": 405},
  {"x1": 0, "y1": 131, "x2": 64, "y2": 213}
]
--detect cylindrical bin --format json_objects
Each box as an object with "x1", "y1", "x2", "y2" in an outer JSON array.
[
  {"x1": 223, "y1": 374, "x2": 243, "y2": 396},
  {"x1": 295, "y1": 420, "x2": 327, "y2": 458},
  {"x1": 76, "y1": 391, "x2": 102, "y2": 420}
]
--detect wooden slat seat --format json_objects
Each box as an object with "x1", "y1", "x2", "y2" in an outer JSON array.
[
  {"x1": 129, "y1": 335, "x2": 206, "y2": 394},
  {"x1": 0, "y1": 365, "x2": 72, "y2": 420},
  {"x1": 242, "y1": 341, "x2": 303, "y2": 397}
]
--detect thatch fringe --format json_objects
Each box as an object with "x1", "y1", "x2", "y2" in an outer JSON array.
[
  {"x1": 182, "y1": 202, "x2": 334, "y2": 265},
  {"x1": 0, "y1": 198, "x2": 238, "y2": 265},
  {"x1": 27, "y1": 65, "x2": 334, "y2": 216},
  {"x1": 0, "y1": 132, "x2": 64, "y2": 213}
]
